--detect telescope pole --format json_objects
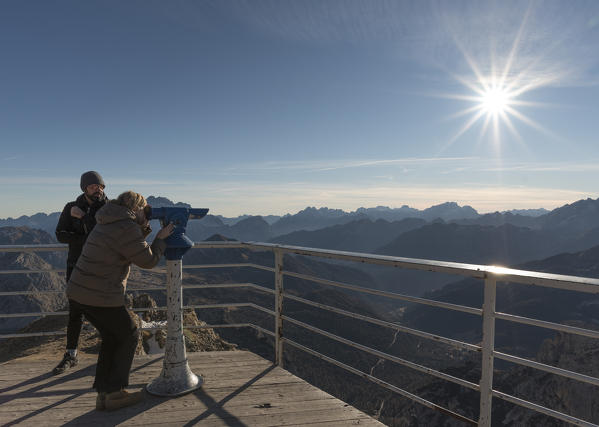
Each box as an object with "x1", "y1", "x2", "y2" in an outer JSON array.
[{"x1": 146, "y1": 259, "x2": 203, "y2": 396}]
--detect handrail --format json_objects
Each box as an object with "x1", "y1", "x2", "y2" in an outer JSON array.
[{"x1": 1, "y1": 242, "x2": 598, "y2": 426}]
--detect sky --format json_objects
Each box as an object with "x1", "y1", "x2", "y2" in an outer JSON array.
[{"x1": 2, "y1": 0, "x2": 599, "y2": 218}]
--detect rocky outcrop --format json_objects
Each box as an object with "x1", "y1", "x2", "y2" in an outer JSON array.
[
  {"x1": 128, "y1": 294, "x2": 236, "y2": 355},
  {"x1": 1, "y1": 293, "x2": 236, "y2": 363},
  {"x1": 0, "y1": 251, "x2": 66, "y2": 333},
  {"x1": 497, "y1": 324, "x2": 599, "y2": 426}
]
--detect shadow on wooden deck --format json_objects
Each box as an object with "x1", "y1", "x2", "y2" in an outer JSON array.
[{"x1": 0, "y1": 351, "x2": 383, "y2": 426}]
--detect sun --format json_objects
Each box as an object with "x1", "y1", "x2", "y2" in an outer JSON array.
[
  {"x1": 440, "y1": 67, "x2": 553, "y2": 152},
  {"x1": 480, "y1": 86, "x2": 512, "y2": 116},
  {"x1": 437, "y1": 7, "x2": 557, "y2": 152}
]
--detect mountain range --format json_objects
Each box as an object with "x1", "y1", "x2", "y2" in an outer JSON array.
[{"x1": 0, "y1": 198, "x2": 547, "y2": 240}]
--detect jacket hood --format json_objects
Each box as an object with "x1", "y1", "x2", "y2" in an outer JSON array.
[{"x1": 95, "y1": 202, "x2": 136, "y2": 225}]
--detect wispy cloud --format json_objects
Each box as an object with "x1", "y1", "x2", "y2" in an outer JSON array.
[
  {"x1": 477, "y1": 162, "x2": 599, "y2": 173},
  {"x1": 1, "y1": 156, "x2": 21, "y2": 162},
  {"x1": 229, "y1": 156, "x2": 476, "y2": 173},
  {"x1": 226, "y1": 1, "x2": 599, "y2": 88}
]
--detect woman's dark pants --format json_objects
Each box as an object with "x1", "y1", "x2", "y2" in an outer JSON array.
[{"x1": 70, "y1": 300, "x2": 139, "y2": 393}]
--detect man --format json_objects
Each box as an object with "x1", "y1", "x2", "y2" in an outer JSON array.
[{"x1": 53, "y1": 171, "x2": 107, "y2": 375}]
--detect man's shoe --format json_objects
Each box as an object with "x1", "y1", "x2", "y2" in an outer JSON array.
[
  {"x1": 52, "y1": 352, "x2": 78, "y2": 375},
  {"x1": 105, "y1": 389, "x2": 144, "y2": 411},
  {"x1": 96, "y1": 392, "x2": 106, "y2": 411}
]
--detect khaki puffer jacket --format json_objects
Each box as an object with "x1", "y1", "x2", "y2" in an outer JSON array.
[{"x1": 66, "y1": 201, "x2": 166, "y2": 307}]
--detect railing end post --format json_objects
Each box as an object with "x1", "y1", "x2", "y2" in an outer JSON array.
[
  {"x1": 274, "y1": 249, "x2": 284, "y2": 367},
  {"x1": 479, "y1": 276, "x2": 497, "y2": 426}
]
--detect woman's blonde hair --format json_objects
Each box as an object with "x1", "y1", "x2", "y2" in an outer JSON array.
[{"x1": 114, "y1": 191, "x2": 146, "y2": 211}]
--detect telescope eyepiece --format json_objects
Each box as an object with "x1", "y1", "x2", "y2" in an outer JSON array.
[{"x1": 143, "y1": 205, "x2": 153, "y2": 221}]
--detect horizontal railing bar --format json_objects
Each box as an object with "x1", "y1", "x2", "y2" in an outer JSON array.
[
  {"x1": 192, "y1": 242, "x2": 247, "y2": 249},
  {"x1": 284, "y1": 270, "x2": 482, "y2": 316},
  {"x1": 0, "y1": 302, "x2": 275, "y2": 318},
  {"x1": 0, "y1": 269, "x2": 65, "y2": 275},
  {"x1": 0, "y1": 311, "x2": 68, "y2": 318},
  {"x1": 185, "y1": 323, "x2": 248, "y2": 330},
  {"x1": 182, "y1": 263, "x2": 275, "y2": 272},
  {"x1": 185, "y1": 303, "x2": 276, "y2": 317},
  {"x1": 181, "y1": 263, "x2": 250, "y2": 269},
  {"x1": 3, "y1": 241, "x2": 599, "y2": 291},
  {"x1": 0, "y1": 282, "x2": 275, "y2": 297},
  {"x1": 492, "y1": 389, "x2": 597, "y2": 427},
  {"x1": 495, "y1": 312, "x2": 599, "y2": 339},
  {"x1": 0, "y1": 244, "x2": 67, "y2": 252},
  {"x1": 488, "y1": 269, "x2": 599, "y2": 295},
  {"x1": 0, "y1": 322, "x2": 275, "y2": 340},
  {"x1": 0, "y1": 330, "x2": 67, "y2": 339},
  {"x1": 494, "y1": 351, "x2": 599, "y2": 387},
  {"x1": 140, "y1": 323, "x2": 252, "y2": 331},
  {"x1": 135, "y1": 263, "x2": 274, "y2": 273},
  {"x1": 0, "y1": 290, "x2": 65, "y2": 296},
  {"x1": 243, "y1": 242, "x2": 599, "y2": 292},
  {"x1": 283, "y1": 315, "x2": 479, "y2": 391},
  {"x1": 284, "y1": 338, "x2": 477, "y2": 426},
  {"x1": 283, "y1": 292, "x2": 480, "y2": 352},
  {"x1": 180, "y1": 283, "x2": 275, "y2": 294},
  {"x1": 0, "y1": 266, "x2": 265, "y2": 275},
  {"x1": 248, "y1": 242, "x2": 489, "y2": 278},
  {"x1": 170, "y1": 303, "x2": 250, "y2": 311},
  {"x1": 184, "y1": 323, "x2": 275, "y2": 337},
  {"x1": 135, "y1": 303, "x2": 258, "y2": 313},
  {"x1": 247, "y1": 303, "x2": 275, "y2": 316},
  {"x1": 247, "y1": 324, "x2": 275, "y2": 337}
]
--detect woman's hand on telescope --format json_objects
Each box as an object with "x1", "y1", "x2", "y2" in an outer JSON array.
[{"x1": 156, "y1": 222, "x2": 175, "y2": 240}]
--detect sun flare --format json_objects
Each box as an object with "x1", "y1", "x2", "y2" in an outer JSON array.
[
  {"x1": 438, "y1": 7, "x2": 558, "y2": 152},
  {"x1": 480, "y1": 87, "x2": 512, "y2": 115},
  {"x1": 440, "y1": 65, "x2": 554, "y2": 152}
]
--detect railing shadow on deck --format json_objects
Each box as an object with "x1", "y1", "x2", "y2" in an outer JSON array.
[{"x1": 1, "y1": 241, "x2": 599, "y2": 426}]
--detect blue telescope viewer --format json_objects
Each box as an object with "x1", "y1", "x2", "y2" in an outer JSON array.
[{"x1": 145, "y1": 206, "x2": 208, "y2": 260}]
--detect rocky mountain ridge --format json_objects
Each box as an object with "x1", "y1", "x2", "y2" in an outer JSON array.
[
  {"x1": 1, "y1": 196, "x2": 559, "y2": 239},
  {"x1": 0, "y1": 227, "x2": 66, "y2": 333}
]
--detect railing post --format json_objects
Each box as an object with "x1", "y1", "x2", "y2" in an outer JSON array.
[
  {"x1": 274, "y1": 249, "x2": 284, "y2": 367},
  {"x1": 479, "y1": 276, "x2": 497, "y2": 426}
]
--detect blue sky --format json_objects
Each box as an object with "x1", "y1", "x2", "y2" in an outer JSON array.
[{"x1": 2, "y1": 0, "x2": 599, "y2": 218}]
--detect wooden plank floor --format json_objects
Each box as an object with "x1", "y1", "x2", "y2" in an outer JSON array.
[{"x1": 0, "y1": 351, "x2": 384, "y2": 426}]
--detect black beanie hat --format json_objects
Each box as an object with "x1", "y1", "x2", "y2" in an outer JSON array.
[{"x1": 80, "y1": 171, "x2": 105, "y2": 192}]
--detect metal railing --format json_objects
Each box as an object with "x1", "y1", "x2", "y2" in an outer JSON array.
[{"x1": 1, "y1": 242, "x2": 598, "y2": 426}]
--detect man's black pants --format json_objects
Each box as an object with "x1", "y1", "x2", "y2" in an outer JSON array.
[
  {"x1": 69, "y1": 300, "x2": 139, "y2": 393},
  {"x1": 66, "y1": 267, "x2": 83, "y2": 350},
  {"x1": 66, "y1": 299, "x2": 84, "y2": 350}
]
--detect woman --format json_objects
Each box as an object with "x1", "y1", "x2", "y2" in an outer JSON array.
[{"x1": 66, "y1": 190, "x2": 174, "y2": 411}]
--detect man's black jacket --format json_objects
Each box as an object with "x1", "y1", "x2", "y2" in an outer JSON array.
[{"x1": 55, "y1": 193, "x2": 107, "y2": 270}]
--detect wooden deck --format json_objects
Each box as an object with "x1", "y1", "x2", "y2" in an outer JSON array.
[{"x1": 0, "y1": 350, "x2": 384, "y2": 426}]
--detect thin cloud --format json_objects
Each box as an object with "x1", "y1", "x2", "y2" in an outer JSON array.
[
  {"x1": 226, "y1": 1, "x2": 599, "y2": 88},
  {"x1": 479, "y1": 162, "x2": 599, "y2": 173},
  {"x1": 232, "y1": 157, "x2": 477, "y2": 173}
]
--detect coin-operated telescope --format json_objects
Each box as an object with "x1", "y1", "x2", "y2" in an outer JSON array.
[
  {"x1": 144, "y1": 206, "x2": 208, "y2": 260},
  {"x1": 145, "y1": 205, "x2": 208, "y2": 397}
]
